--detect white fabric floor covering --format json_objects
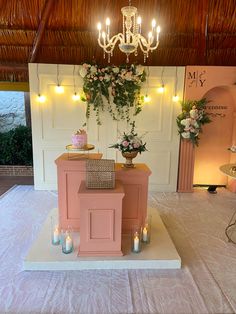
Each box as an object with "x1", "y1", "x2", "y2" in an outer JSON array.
[{"x1": 0, "y1": 185, "x2": 236, "y2": 314}]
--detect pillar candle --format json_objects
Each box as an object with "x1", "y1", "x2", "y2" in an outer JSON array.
[
  {"x1": 134, "y1": 235, "x2": 139, "y2": 252},
  {"x1": 53, "y1": 227, "x2": 59, "y2": 243},
  {"x1": 142, "y1": 227, "x2": 148, "y2": 242},
  {"x1": 65, "y1": 235, "x2": 73, "y2": 252}
]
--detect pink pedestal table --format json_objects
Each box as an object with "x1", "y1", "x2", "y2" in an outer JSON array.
[
  {"x1": 78, "y1": 180, "x2": 124, "y2": 256},
  {"x1": 55, "y1": 154, "x2": 151, "y2": 233}
]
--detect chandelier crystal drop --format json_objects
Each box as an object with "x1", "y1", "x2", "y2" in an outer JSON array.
[{"x1": 97, "y1": 1, "x2": 161, "y2": 63}]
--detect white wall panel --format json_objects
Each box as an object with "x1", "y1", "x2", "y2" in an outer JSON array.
[{"x1": 29, "y1": 63, "x2": 184, "y2": 191}]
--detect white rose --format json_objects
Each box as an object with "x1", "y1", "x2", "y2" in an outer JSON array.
[
  {"x1": 181, "y1": 131, "x2": 190, "y2": 139},
  {"x1": 79, "y1": 67, "x2": 87, "y2": 78},
  {"x1": 104, "y1": 74, "x2": 110, "y2": 81},
  {"x1": 180, "y1": 118, "x2": 191, "y2": 128},
  {"x1": 193, "y1": 121, "x2": 199, "y2": 128},
  {"x1": 90, "y1": 66, "x2": 97, "y2": 74},
  {"x1": 190, "y1": 109, "x2": 198, "y2": 119},
  {"x1": 136, "y1": 65, "x2": 144, "y2": 75},
  {"x1": 112, "y1": 67, "x2": 119, "y2": 73}
]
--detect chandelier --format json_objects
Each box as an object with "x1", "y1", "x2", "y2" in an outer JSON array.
[{"x1": 97, "y1": 1, "x2": 161, "y2": 63}]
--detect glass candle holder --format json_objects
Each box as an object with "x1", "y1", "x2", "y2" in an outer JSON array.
[
  {"x1": 131, "y1": 227, "x2": 142, "y2": 253},
  {"x1": 51, "y1": 216, "x2": 60, "y2": 245},
  {"x1": 142, "y1": 215, "x2": 152, "y2": 244},
  {"x1": 61, "y1": 231, "x2": 74, "y2": 254}
]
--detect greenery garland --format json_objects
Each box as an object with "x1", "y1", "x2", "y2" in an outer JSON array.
[
  {"x1": 80, "y1": 63, "x2": 146, "y2": 125},
  {"x1": 176, "y1": 98, "x2": 211, "y2": 146}
]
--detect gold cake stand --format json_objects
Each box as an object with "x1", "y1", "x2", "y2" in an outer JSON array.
[{"x1": 66, "y1": 144, "x2": 95, "y2": 159}]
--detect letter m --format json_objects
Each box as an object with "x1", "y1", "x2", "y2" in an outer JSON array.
[{"x1": 188, "y1": 72, "x2": 196, "y2": 80}]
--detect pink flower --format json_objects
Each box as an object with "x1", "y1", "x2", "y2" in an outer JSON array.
[
  {"x1": 99, "y1": 76, "x2": 103, "y2": 81},
  {"x1": 93, "y1": 77, "x2": 98, "y2": 81},
  {"x1": 122, "y1": 141, "x2": 129, "y2": 147},
  {"x1": 133, "y1": 143, "x2": 140, "y2": 148}
]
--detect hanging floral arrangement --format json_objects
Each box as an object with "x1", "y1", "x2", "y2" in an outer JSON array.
[
  {"x1": 176, "y1": 98, "x2": 211, "y2": 146},
  {"x1": 80, "y1": 63, "x2": 146, "y2": 125}
]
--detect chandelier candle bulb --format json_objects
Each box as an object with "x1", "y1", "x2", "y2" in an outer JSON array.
[
  {"x1": 137, "y1": 16, "x2": 142, "y2": 33},
  {"x1": 152, "y1": 19, "x2": 156, "y2": 30}
]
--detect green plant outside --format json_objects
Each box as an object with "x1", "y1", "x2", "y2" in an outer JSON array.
[{"x1": 0, "y1": 125, "x2": 33, "y2": 166}]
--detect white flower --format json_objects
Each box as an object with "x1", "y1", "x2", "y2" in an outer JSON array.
[
  {"x1": 104, "y1": 74, "x2": 110, "y2": 81},
  {"x1": 190, "y1": 108, "x2": 198, "y2": 119},
  {"x1": 136, "y1": 65, "x2": 144, "y2": 76},
  {"x1": 180, "y1": 118, "x2": 191, "y2": 128},
  {"x1": 193, "y1": 120, "x2": 199, "y2": 128},
  {"x1": 181, "y1": 131, "x2": 190, "y2": 138},
  {"x1": 90, "y1": 66, "x2": 97, "y2": 75},
  {"x1": 112, "y1": 67, "x2": 119, "y2": 73},
  {"x1": 79, "y1": 67, "x2": 87, "y2": 78}
]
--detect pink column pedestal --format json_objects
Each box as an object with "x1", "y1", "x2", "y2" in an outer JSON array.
[
  {"x1": 227, "y1": 178, "x2": 236, "y2": 193},
  {"x1": 55, "y1": 153, "x2": 103, "y2": 231},
  {"x1": 115, "y1": 163, "x2": 152, "y2": 234},
  {"x1": 78, "y1": 180, "x2": 124, "y2": 257},
  {"x1": 177, "y1": 139, "x2": 195, "y2": 192}
]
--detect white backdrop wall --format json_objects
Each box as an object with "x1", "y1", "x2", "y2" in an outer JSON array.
[{"x1": 29, "y1": 63, "x2": 185, "y2": 191}]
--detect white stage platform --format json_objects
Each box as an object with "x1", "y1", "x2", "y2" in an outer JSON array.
[{"x1": 24, "y1": 208, "x2": 181, "y2": 270}]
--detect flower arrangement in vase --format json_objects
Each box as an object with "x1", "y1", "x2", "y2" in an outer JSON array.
[{"x1": 109, "y1": 121, "x2": 147, "y2": 167}]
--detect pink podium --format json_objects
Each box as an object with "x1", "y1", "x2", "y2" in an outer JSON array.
[
  {"x1": 115, "y1": 163, "x2": 152, "y2": 233},
  {"x1": 55, "y1": 154, "x2": 151, "y2": 233},
  {"x1": 78, "y1": 180, "x2": 124, "y2": 256},
  {"x1": 55, "y1": 153, "x2": 102, "y2": 230}
]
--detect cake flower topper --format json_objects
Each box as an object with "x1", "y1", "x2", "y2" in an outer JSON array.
[{"x1": 74, "y1": 129, "x2": 86, "y2": 135}]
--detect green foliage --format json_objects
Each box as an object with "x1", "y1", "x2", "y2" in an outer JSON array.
[
  {"x1": 80, "y1": 63, "x2": 146, "y2": 125},
  {"x1": 176, "y1": 98, "x2": 211, "y2": 146},
  {"x1": 0, "y1": 125, "x2": 33, "y2": 165}
]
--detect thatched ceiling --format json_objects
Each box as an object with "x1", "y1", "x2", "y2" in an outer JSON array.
[{"x1": 0, "y1": 0, "x2": 236, "y2": 82}]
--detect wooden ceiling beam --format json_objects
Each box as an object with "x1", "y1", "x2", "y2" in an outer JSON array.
[
  {"x1": 29, "y1": 0, "x2": 54, "y2": 63},
  {"x1": 0, "y1": 63, "x2": 28, "y2": 71}
]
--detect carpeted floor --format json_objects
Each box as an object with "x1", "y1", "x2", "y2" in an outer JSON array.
[{"x1": 0, "y1": 185, "x2": 236, "y2": 313}]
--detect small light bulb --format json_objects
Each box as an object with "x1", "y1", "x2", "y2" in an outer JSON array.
[
  {"x1": 106, "y1": 18, "x2": 110, "y2": 26},
  {"x1": 37, "y1": 94, "x2": 46, "y2": 103},
  {"x1": 172, "y1": 95, "x2": 179, "y2": 102},
  {"x1": 148, "y1": 32, "x2": 153, "y2": 39},
  {"x1": 97, "y1": 22, "x2": 102, "y2": 30},
  {"x1": 72, "y1": 93, "x2": 80, "y2": 101},
  {"x1": 55, "y1": 85, "x2": 64, "y2": 94},
  {"x1": 152, "y1": 19, "x2": 156, "y2": 28},
  {"x1": 137, "y1": 16, "x2": 142, "y2": 24},
  {"x1": 156, "y1": 26, "x2": 161, "y2": 33},
  {"x1": 144, "y1": 95, "x2": 151, "y2": 103},
  {"x1": 157, "y1": 85, "x2": 165, "y2": 93}
]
